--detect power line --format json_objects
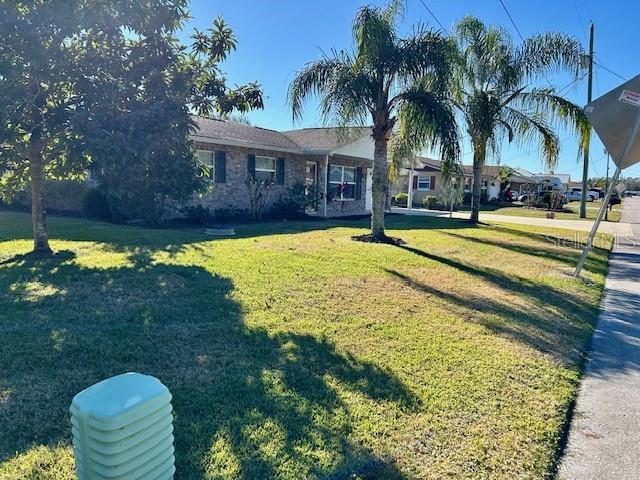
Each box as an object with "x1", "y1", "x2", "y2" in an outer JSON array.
[
  {"x1": 497, "y1": 0, "x2": 555, "y2": 89},
  {"x1": 570, "y1": 0, "x2": 590, "y2": 44},
  {"x1": 416, "y1": 0, "x2": 447, "y2": 32},
  {"x1": 594, "y1": 58, "x2": 627, "y2": 81},
  {"x1": 557, "y1": 72, "x2": 588, "y2": 96},
  {"x1": 497, "y1": 0, "x2": 525, "y2": 43}
]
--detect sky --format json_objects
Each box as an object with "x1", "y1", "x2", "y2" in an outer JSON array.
[{"x1": 179, "y1": 0, "x2": 640, "y2": 179}]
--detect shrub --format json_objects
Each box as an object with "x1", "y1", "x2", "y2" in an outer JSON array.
[
  {"x1": 394, "y1": 193, "x2": 408, "y2": 207},
  {"x1": 82, "y1": 188, "x2": 111, "y2": 219},
  {"x1": 181, "y1": 205, "x2": 215, "y2": 225},
  {"x1": 422, "y1": 196, "x2": 437, "y2": 209},
  {"x1": 536, "y1": 192, "x2": 553, "y2": 209},
  {"x1": 214, "y1": 208, "x2": 251, "y2": 223},
  {"x1": 269, "y1": 182, "x2": 306, "y2": 219}
]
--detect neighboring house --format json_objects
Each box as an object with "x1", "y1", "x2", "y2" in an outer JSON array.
[
  {"x1": 390, "y1": 157, "x2": 443, "y2": 206},
  {"x1": 190, "y1": 117, "x2": 375, "y2": 217},
  {"x1": 391, "y1": 161, "x2": 543, "y2": 205},
  {"x1": 535, "y1": 173, "x2": 572, "y2": 193}
]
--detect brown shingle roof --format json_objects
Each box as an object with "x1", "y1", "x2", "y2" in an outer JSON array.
[
  {"x1": 281, "y1": 127, "x2": 370, "y2": 153},
  {"x1": 192, "y1": 116, "x2": 300, "y2": 151}
]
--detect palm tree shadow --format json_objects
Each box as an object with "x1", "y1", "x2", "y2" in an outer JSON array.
[
  {"x1": 389, "y1": 242, "x2": 601, "y2": 363},
  {"x1": 0, "y1": 251, "x2": 416, "y2": 479}
]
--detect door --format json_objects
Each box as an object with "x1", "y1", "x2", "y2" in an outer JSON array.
[
  {"x1": 305, "y1": 162, "x2": 318, "y2": 213},
  {"x1": 365, "y1": 168, "x2": 373, "y2": 212}
]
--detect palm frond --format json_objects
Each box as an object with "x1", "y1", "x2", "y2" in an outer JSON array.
[
  {"x1": 288, "y1": 50, "x2": 374, "y2": 127},
  {"x1": 390, "y1": 78, "x2": 460, "y2": 179},
  {"x1": 352, "y1": 3, "x2": 399, "y2": 71},
  {"x1": 517, "y1": 33, "x2": 583, "y2": 80},
  {"x1": 513, "y1": 88, "x2": 591, "y2": 153},
  {"x1": 394, "y1": 26, "x2": 454, "y2": 86},
  {"x1": 501, "y1": 106, "x2": 560, "y2": 171}
]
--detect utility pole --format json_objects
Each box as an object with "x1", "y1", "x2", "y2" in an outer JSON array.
[
  {"x1": 579, "y1": 22, "x2": 595, "y2": 218},
  {"x1": 604, "y1": 148, "x2": 610, "y2": 220}
]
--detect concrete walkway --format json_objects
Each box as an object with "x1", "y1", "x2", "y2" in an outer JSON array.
[
  {"x1": 390, "y1": 206, "x2": 632, "y2": 236},
  {"x1": 558, "y1": 197, "x2": 640, "y2": 479}
]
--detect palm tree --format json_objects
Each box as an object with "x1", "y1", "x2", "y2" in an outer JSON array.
[
  {"x1": 451, "y1": 16, "x2": 590, "y2": 223},
  {"x1": 289, "y1": 0, "x2": 459, "y2": 241}
]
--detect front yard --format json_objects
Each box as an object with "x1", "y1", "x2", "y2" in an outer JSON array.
[{"x1": 0, "y1": 211, "x2": 611, "y2": 479}]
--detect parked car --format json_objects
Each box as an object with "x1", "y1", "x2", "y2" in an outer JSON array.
[
  {"x1": 590, "y1": 187, "x2": 605, "y2": 198},
  {"x1": 505, "y1": 190, "x2": 518, "y2": 201},
  {"x1": 565, "y1": 189, "x2": 595, "y2": 202},
  {"x1": 517, "y1": 193, "x2": 532, "y2": 202}
]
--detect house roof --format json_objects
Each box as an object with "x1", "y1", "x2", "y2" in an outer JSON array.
[
  {"x1": 536, "y1": 173, "x2": 571, "y2": 184},
  {"x1": 191, "y1": 116, "x2": 301, "y2": 152},
  {"x1": 191, "y1": 116, "x2": 371, "y2": 154},
  {"x1": 281, "y1": 127, "x2": 370, "y2": 153}
]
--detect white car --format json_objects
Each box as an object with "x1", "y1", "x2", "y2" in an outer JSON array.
[{"x1": 565, "y1": 190, "x2": 595, "y2": 202}]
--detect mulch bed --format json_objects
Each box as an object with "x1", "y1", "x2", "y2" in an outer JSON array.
[{"x1": 351, "y1": 233, "x2": 406, "y2": 245}]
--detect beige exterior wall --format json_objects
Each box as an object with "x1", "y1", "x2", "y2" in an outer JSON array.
[{"x1": 392, "y1": 172, "x2": 443, "y2": 206}]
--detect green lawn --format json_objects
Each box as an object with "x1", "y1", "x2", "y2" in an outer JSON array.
[
  {"x1": 0, "y1": 211, "x2": 611, "y2": 479},
  {"x1": 461, "y1": 201, "x2": 622, "y2": 222}
]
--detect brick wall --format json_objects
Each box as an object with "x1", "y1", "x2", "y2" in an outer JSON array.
[
  {"x1": 191, "y1": 142, "x2": 374, "y2": 218},
  {"x1": 192, "y1": 142, "x2": 322, "y2": 213},
  {"x1": 320, "y1": 155, "x2": 372, "y2": 217}
]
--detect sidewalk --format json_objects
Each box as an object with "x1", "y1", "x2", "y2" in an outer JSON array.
[
  {"x1": 557, "y1": 197, "x2": 640, "y2": 479},
  {"x1": 390, "y1": 206, "x2": 632, "y2": 235}
]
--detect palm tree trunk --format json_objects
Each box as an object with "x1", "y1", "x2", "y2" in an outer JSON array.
[
  {"x1": 470, "y1": 141, "x2": 487, "y2": 224},
  {"x1": 28, "y1": 131, "x2": 52, "y2": 254},
  {"x1": 371, "y1": 135, "x2": 388, "y2": 239}
]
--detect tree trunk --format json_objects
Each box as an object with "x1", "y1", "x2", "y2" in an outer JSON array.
[
  {"x1": 28, "y1": 133, "x2": 52, "y2": 254},
  {"x1": 371, "y1": 135, "x2": 388, "y2": 239},
  {"x1": 470, "y1": 141, "x2": 487, "y2": 224}
]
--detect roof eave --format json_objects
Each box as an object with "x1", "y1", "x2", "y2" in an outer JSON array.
[{"x1": 190, "y1": 135, "x2": 301, "y2": 154}]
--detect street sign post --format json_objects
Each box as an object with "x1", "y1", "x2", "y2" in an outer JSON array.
[{"x1": 574, "y1": 74, "x2": 640, "y2": 277}]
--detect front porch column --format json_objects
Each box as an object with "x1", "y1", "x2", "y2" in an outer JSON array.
[{"x1": 407, "y1": 169, "x2": 414, "y2": 211}]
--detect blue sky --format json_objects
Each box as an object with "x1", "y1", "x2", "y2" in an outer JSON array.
[{"x1": 179, "y1": 0, "x2": 639, "y2": 179}]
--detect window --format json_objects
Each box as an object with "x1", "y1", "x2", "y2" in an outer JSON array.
[
  {"x1": 329, "y1": 165, "x2": 356, "y2": 200},
  {"x1": 196, "y1": 150, "x2": 215, "y2": 180},
  {"x1": 255, "y1": 155, "x2": 276, "y2": 181},
  {"x1": 417, "y1": 175, "x2": 431, "y2": 190}
]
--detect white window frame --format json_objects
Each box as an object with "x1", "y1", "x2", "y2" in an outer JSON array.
[
  {"x1": 255, "y1": 155, "x2": 276, "y2": 181},
  {"x1": 329, "y1": 165, "x2": 356, "y2": 201},
  {"x1": 417, "y1": 175, "x2": 431, "y2": 191},
  {"x1": 196, "y1": 150, "x2": 215, "y2": 181}
]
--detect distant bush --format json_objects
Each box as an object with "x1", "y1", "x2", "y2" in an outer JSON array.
[
  {"x1": 15, "y1": 180, "x2": 87, "y2": 213},
  {"x1": 82, "y1": 188, "x2": 111, "y2": 219},
  {"x1": 422, "y1": 196, "x2": 437, "y2": 209},
  {"x1": 394, "y1": 193, "x2": 408, "y2": 207},
  {"x1": 181, "y1": 205, "x2": 215, "y2": 225}
]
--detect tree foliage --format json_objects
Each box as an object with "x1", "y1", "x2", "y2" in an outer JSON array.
[
  {"x1": 450, "y1": 16, "x2": 590, "y2": 223},
  {"x1": 289, "y1": 0, "x2": 459, "y2": 239},
  {"x1": 0, "y1": 1, "x2": 263, "y2": 249}
]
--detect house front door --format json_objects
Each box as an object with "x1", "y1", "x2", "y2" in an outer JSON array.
[
  {"x1": 365, "y1": 168, "x2": 373, "y2": 212},
  {"x1": 305, "y1": 162, "x2": 318, "y2": 213}
]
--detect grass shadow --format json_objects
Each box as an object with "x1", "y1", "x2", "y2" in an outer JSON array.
[{"x1": 0, "y1": 251, "x2": 416, "y2": 478}]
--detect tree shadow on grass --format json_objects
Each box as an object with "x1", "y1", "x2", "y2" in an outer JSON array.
[
  {"x1": 0, "y1": 251, "x2": 416, "y2": 479},
  {"x1": 440, "y1": 230, "x2": 610, "y2": 277},
  {"x1": 388, "y1": 242, "x2": 603, "y2": 364}
]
